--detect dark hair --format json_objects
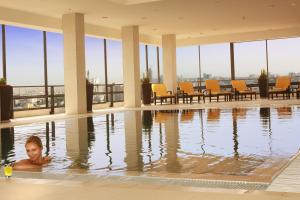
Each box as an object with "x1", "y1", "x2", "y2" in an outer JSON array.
[{"x1": 25, "y1": 136, "x2": 43, "y2": 149}]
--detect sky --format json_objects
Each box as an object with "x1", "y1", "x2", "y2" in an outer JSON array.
[{"x1": 1, "y1": 25, "x2": 300, "y2": 86}]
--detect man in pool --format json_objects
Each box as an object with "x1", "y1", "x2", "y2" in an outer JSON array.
[{"x1": 13, "y1": 136, "x2": 51, "y2": 170}]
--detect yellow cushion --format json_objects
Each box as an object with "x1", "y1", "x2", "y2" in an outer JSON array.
[
  {"x1": 178, "y1": 82, "x2": 194, "y2": 94},
  {"x1": 205, "y1": 80, "x2": 220, "y2": 93},
  {"x1": 231, "y1": 80, "x2": 248, "y2": 92},
  {"x1": 152, "y1": 84, "x2": 169, "y2": 97},
  {"x1": 275, "y1": 76, "x2": 291, "y2": 90}
]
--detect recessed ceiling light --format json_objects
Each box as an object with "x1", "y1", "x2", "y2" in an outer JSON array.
[
  {"x1": 268, "y1": 4, "x2": 276, "y2": 8},
  {"x1": 101, "y1": 16, "x2": 108, "y2": 19}
]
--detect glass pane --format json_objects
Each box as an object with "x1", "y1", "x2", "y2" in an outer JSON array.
[
  {"x1": 159, "y1": 47, "x2": 163, "y2": 82},
  {"x1": 85, "y1": 36, "x2": 105, "y2": 84},
  {"x1": 177, "y1": 45, "x2": 199, "y2": 82},
  {"x1": 107, "y1": 39, "x2": 123, "y2": 84},
  {"x1": 6, "y1": 25, "x2": 44, "y2": 86},
  {"x1": 47, "y1": 32, "x2": 64, "y2": 85},
  {"x1": 140, "y1": 43, "x2": 146, "y2": 78},
  {"x1": 268, "y1": 37, "x2": 300, "y2": 82},
  {"x1": 235, "y1": 41, "x2": 267, "y2": 84},
  {"x1": 148, "y1": 45, "x2": 158, "y2": 83},
  {"x1": 201, "y1": 43, "x2": 231, "y2": 85},
  {"x1": 0, "y1": 25, "x2": 2, "y2": 78}
]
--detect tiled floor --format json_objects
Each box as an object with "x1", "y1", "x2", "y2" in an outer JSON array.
[{"x1": 268, "y1": 153, "x2": 300, "y2": 193}]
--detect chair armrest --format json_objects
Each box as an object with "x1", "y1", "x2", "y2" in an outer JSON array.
[{"x1": 203, "y1": 89, "x2": 211, "y2": 95}]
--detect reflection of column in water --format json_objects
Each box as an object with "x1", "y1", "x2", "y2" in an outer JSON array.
[
  {"x1": 232, "y1": 110, "x2": 239, "y2": 160},
  {"x1": 159, "y1": 123, "x2": 163, "y2": 158},
  {"x1": 46, "y1": 123, "x2": 50, "y2": 156},
  {"x1": 66, "y1": 118, "x2": 89, "y2": 169},
  {"x1": 124, "y1": 111, "x2": 143, "y2": 171},
  {"x1": 142, "y1": 111, "x2": 153, "y2": 164},
  {"x1": 51, "y1": 122, "x2": 56, "y2": 141},
  {"x1": 199, "y1": 109, "x2": 205, "y2": 155},
  {"x1": 164, "y1": 113, "x2": 181, "y2": 173},
  {"x1": 0, "y1": 128, "x2": 14, "y2": 163},
  {"x1": 259, "y1": 107, "x2": 272, "y2": 154},
  {"x1": 87, "y1": 117, "x2": 95, "y2": 148},
  {"x1": 105, "y1": 114, "x2": 112, "y2": 169},
  {"x1": 111, "y1": 113, "x2": 114, "y2": 129}
]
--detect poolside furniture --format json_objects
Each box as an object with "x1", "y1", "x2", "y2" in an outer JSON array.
[
  {"x1": 205, "y1": 80, "x2": 232, "y2": 102},
  {"x1": 296, "y1": 87, "x2": 300, "y2": 99},
  {"x1": 178, "y1": 82, "x2": 205, "y2": 104},
  {"x1": 268, "y1": 76, "x2": 291, "y2": 99},
  {"x1": 151, "y1": 84, "x2": 176, "y2": 105},
  {"x1": 231, "y1": 80, "x2": 256, "y2": 100}
]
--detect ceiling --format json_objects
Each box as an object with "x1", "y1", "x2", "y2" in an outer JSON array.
[{"x1": 0, "y1": 0, "x2": 300, "y2": 46}]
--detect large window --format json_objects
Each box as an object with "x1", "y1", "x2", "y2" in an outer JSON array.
[
  {"x1": 177, "y1": 45, "x2": 199, "y2": 82},
  {"x1": 159, "y1": 47, "x2": 163, "y2": 82},
  {"x1": 85, "y1": 36, "x2": 105, "y2": 84},
  {"x1": 6, "y1": 25, "x2": 44, "y2": 86},
  {"x1": 47, "y1": 32, "x2": 64, "y2": 85},
  {"x1": 140, "y1": 43, "x2": 147, "y2": 78},
  {"x1": 201, "y1": 43, "x2": 231, "y2": 84},
  {"x1": 268, "y1": 37, "x2": 300, "y2": 82},
  {"x1": 0, "y1": 25, "x2": 2, "y2": 78},
  {"x1": 107, "y1": 39, "x2": 123, "y2": 84},
  {"x1": 147, "y1": 45, "x2": 158, "y2": 83},
  {"x1": 234, "y1": 41, "x2": 267, "y2": 84}
]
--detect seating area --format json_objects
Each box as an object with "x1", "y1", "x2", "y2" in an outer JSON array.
[{"x1": 148, "y1": 76, "x2": 299, "y2": 105}]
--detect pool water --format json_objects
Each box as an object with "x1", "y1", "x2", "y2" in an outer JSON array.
[{"x1": 1, "y1": 107, "x2": 300, "y2": 182}]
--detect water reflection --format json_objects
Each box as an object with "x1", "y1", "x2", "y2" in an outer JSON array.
[
  {"x1": 65, "y1": 118, "x2": 89, "y2": 170},
  {"x1": 207, "y1": 108, "x2": 221, "y2": 121},
  {"x1": 0, "y1": 128, "x2": 14, "y2": 164},
  {"x1": 1, "y1": 107, "x2": 300, "y2": 182},
  {"x1": 124, "y1": 111, "x2": 143, "y2": 171}
]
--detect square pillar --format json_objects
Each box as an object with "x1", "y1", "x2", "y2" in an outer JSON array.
[
  {"x1": 122, "y1": 26, "x2": 141, "y2": 108},
  {"x1": 62, "y1": 13, "x2": 87, "y2": 114},
  {"x1": 162, "y1": 34, "x2": 177, "y2": 93}
]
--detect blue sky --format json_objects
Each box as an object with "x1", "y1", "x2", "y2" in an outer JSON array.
[{"x1": 1, "y1": 25, "x2": 300, "y2": 86}]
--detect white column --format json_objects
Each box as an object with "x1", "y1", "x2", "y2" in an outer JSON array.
[
  {"x1": 122, "y1": 26, "x2": 141, "y2": 108},
  {"x1": 124, "y1": 111, "x2": 143, "y2": 171},
  {"x1": 62, "y1": 13, "x2": 87, "y2": 114},
  {"x1": 162, "y1": 34, "x2": 177, "y2": 93}
]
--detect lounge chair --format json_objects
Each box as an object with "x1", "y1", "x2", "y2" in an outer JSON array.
[
  {"x1": 178, "y1": 82, "x2": 205, "y2": 103},
  {"x1": 231, "y1": 80, "x2": 256, "y2": 100},
  {"x1": 205, "y1": 80, "x2": 232, "y2": 102},
  {"x1": 152, "y1": 84, "x2": 176, "y2": 105},
  {"x1": 268, "y1": 76, "x2": 291, "y2": 99}
]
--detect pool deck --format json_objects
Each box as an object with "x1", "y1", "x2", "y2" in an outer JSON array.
[
  {"x1": 1, "y1": 98, "x2": 300, "y2": 199},
  {"x1": 268, "y1": 153, "x2": 300, "y2": 193},
  {"x1": 1, "y1": 177, "x2": 300, "y2": 200}
]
